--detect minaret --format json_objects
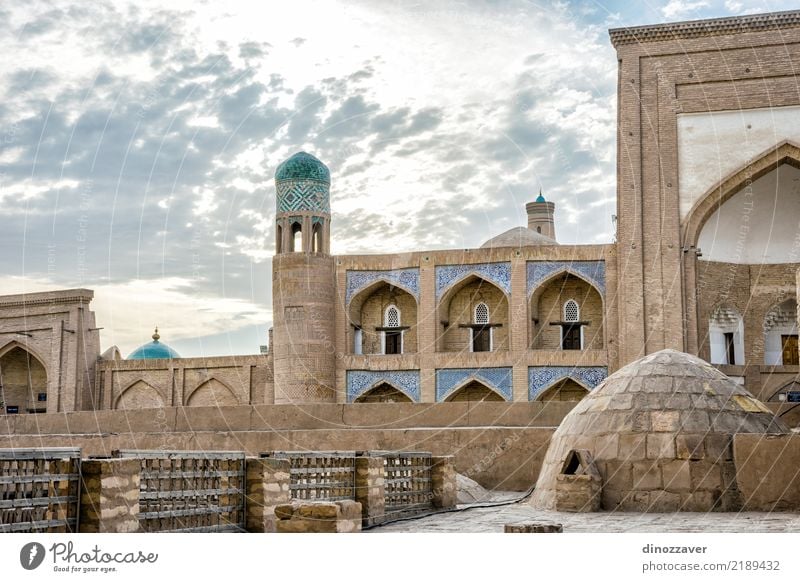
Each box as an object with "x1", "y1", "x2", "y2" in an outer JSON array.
[
  {"x1": 271, "y1": 152, "x2": 336, "y2": 404},
  {"x1": 525, "y1": 189, "x2": 556, "y2": 241}
]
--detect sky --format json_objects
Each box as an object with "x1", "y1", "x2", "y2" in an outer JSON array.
[{"x1": 0, "y1": 0, "x2": 797, "y2": 357}]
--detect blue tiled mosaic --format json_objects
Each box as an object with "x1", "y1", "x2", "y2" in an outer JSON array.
[
  {"x1": 277, "y1": 181, "x2": 331, "y2": 213},
  {"x1": 345, "y1": 268, "x2": 420, "y2": 305},
  {"x1": 435, "y1": 367, "x2": 513, "y2": 402},
  {"x1": 435, "y1": 263, "x2": 511, "y2": 300},
  {"x1": 346, "y1": 370, "x2": 420, "y2": 402},
  {"x1": 528, "y1": 366, "x2": 607, "y2": 400},
  {"x1": 526, "y1": 261, "x2": 606, "y2": 297}
]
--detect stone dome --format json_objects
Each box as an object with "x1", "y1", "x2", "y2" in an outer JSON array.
[
  {"x1": 530, "y1": 349, "x2": 788, "y2": 512},
  {"x1": 275, "y1": 151, "x2": 330, "y2": 183},
  {"x1": 127, "y1": 329, "x2": 180, "y2": 360},
  {"x1": 480, "y1": 226, "x2": 558, "y2": 249}
]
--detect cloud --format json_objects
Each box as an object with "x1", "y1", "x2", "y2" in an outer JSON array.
[{"x1": 661, "y1": 0, "x2": 711, "y2": 19}]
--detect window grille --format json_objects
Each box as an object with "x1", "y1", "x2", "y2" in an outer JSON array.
[
  {"x1": 564, "y1": 299, "x2": 579, "y2": 322},
  {"x1": 385, "y1": 305, "x2": 400, "y2": 327},
  {"x1": 474, "y1": 302, "x2": 489, "y2": 324}
]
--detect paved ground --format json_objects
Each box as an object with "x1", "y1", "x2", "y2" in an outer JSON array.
[{"x1": 372, "y1": 499, "x2": 800, "y2": 533}]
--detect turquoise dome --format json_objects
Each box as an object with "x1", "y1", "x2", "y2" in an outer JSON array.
[
  {"x1": 127, "y1": 329, "x2": 180, "y2": 360},
  {"x1": 535, "y1": 190, "x2": 546, "y2": 203},
  {"x1": 275, "y1": 151, "x2": 330, "y2": 183}
]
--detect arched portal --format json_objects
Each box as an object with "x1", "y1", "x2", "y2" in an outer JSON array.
[
  {"x1": 0, "y1": 346, "x2": 48, "y2": 414},
  {"x1": 708, "y1": 305, "x2": 745, "y2": 365},
  {"x1": 115, "y1": 380, "x2": 165, "y2": 410},
  {"x1": 684, "y1": 142, "x2": 800, "y2": 356},
  {"x1": 354, "y1": 383, "x2": 413, "y2": 403},
  {"x1": 438, "y1": 275, "x2": 509, "y2": 353},
  {"x1": 529, "y1": 273, "x2": 604, "y2": 350},
  {"x1": 535, "y1": 378, "x2": 589, "y2": 402},
  {"x1": 763, "y1": 299, "x2": 798, "y2": 365},
  {"x1": 347, "y1": 281, "x2": 417, "y2": 355},
  {"x1": 187, "y1": 378, "x2": 239, "y2": 407},
  {"x1": 444, "y1": 380, "x2": 504, "y2": 402}
]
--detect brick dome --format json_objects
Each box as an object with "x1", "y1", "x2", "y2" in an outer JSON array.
[{"x1": 529, "y1": 349, "x2": 788, "y2": 512}]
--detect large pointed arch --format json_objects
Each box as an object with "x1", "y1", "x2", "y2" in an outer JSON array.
[
  {"x1": 437, "y1": 273, "x2": 511, "y2": 352},
  {"x1": 0, "y1": 339, "x2": 49, "y2": 372},
  {"x1": 527, "y1": 267, "x2": 605, "y2": 305},
  {"x1": 440, "y1": 378, "x2": 507, "y2": 402},
  {"x1": 185, "y1": 376, "x2": 240, "y2": 407},
  {"x1": 534, "y1": 377, "x2": 590, "y2": 402},
  {"x1": 683, "y1": 140, "x2": 800, "y2": 247},
  {"x1": 114, "y1": 378, "x2": 166, "y2": 410},
  {"x1": 353, "y1": 381, "x2": 414, "y2": 403}
]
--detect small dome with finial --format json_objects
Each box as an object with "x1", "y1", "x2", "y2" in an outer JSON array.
[
  {"x1": 535, "y1": 188, "x2": 546, "y2": 203},
  {"x1": 127, "y1": 327, "x2": 181, "y2": 360}
]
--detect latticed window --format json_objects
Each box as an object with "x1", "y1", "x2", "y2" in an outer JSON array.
[
  {"x1": 563, "y1": 299, "x2": 579, "y2": 322},
  {"x1": 385, "y1": 305, "x2": 400, "y2": 327},
  {"x1": 474, "y1": 302, "x2": 489, "y2": 324}
]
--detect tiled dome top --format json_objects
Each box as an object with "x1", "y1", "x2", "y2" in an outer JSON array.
[
  {"x1": 275, "y1": 151, "x2": 330, "y2": 183},
  {"x1": 127, "y1": 328, "x2": 180, "y2": 360}
]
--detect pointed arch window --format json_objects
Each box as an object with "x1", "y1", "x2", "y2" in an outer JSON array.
[
  {"x1": 383, "y1": 304, "x2": 402, "y2": 355},
  {"x1": 561, "y1": 299, "x2": 582, "y2": 350},
  {"x1": 472, "y1": 302, "x2": 492, "y2": 352}
]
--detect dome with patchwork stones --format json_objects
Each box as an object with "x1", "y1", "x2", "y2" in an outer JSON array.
[
  {"x1": 127, "y1": 328, "x2": 180, "y2": 360},
  {"x1": 530, "y1": 349, "x2": 787, "y2": 513},
  {"x1": 275, "y1": 151, "x2": 330, "y2": 184}
]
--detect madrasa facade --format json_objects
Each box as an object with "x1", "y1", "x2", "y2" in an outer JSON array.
[{"x1": 2, "y1": 10, "x2": 800, "y2": 426}]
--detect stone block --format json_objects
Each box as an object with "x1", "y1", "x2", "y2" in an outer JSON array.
[
  {"x1": 648, "y1": 490, "x2": 682, "y2": 512},
  {"x1": 690, "y1": 461, "x2": 722, "y2": 491},
  {"x1": 632, "y1": 462, "x2": 662, "y2": 490},
  {"x1": 617, "y1": 433, "x2": 647, "y2": 461},
  {"x1": 661, "y1": 460, "x2": 691, "y2": 490},
  {"x1": 602, "y1": 461, "x2": 633, "y2": 491},
  {"x1": 431, "y1": 456, "x2": 457, "y2": 510},
  {"x1": 79, "y1": 459, "x2": 140, "y2": 533},
  {"x1": 679, "y1": 410, "x2": 710, "y2": 433},
  {"x1": 651, "y1": 411, "x2": 680, "y2": 432},
  {"x1": 675, "y1": 434, "x2": 704, "y2": 460},
  {"x1": 704, "y1": 433, "x2": 732, "y2": 460},
  {"x1": 646, "y1": 433, "x2": 675, "y2": 459}
]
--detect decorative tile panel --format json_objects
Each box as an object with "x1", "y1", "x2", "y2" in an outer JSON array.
[
  {"x1": 435, "y1": 262, "x2": 511, "y2": 300},
  {"x1": 527, "y1": 261, "x2": 605, "y2": 297},
  {"x1": 277, "y1": 180, "x2": 331, "y2": 213},
  {"x1": 346, "y1": 370, "x2": 420, "y2": 402},
  {"x1": 435, "y1": 367, "x2": 513, "y2": 402},
  {"x1": 528, "y1": 366, "x2": 607, "y2": 400},
  {"x1": 345, "y1": 268, "x2": 420, "y2": 305}
]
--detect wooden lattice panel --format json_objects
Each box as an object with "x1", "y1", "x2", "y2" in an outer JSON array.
[
  {"x1": 0, "y1": 448, "x2": 80, "y2": 533},
  {"x1": 381, "y1": 452, "x2": 433, "y2": 512},
  {"x1": 114, "y1": 451, "x2": 245, "y2": 533},
  {"x1": 263, "y1": 452, "x2": 355, "y2": 501}
]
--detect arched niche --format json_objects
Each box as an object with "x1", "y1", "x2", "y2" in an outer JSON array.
[
  {"x1": 444, "y1": 380, "x2": 505, "y2": 402},
  {"x1": 763, "y1": 298, "x2": 798, "y2": 366},
  {"x1": 437, "y1": 275, "x2": 509, "y2": 353},
  {"x1": 187, "y1": 378, "x2": 239, "y2": 407},
  {"x1": 0, "y1": 345, "x2": 48, "y2": 414},
  {"x1": 347, "y1": 281, "x2": 417, "y2": 355},
  {"x1": 708, "y1": 305, "x2": 745, "y2": 366},
  {"x1": 529, "y1": 272, "x2": 604, "y2": 350},
  {"x1": 353, "y1": 382, "x2": 413, "y2": 403},
  {"x1": 115, "y1": 380, "x2": 165, "y2": 410},
  {"x1": 534, "y1": 378, "x2": 589, "y2": 402}
]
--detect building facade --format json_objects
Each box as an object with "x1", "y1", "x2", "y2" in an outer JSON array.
[{"x1": 1, "y1": 10, "x2": 800, "y2": 418}]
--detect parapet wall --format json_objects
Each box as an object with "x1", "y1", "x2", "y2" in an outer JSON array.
[{"x1": 0, "y1": 401, "x2": 573, "y2": 491}]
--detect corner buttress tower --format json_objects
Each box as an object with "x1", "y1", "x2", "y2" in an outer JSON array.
[{"x1": 272, "y1": 152, "x2": 336, "y2": 403}]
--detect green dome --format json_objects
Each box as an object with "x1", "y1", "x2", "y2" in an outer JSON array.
[
  {"x1": 275, "y1": 151, "x2": 330, "y2": 183},
  {"x1": 127, "y1": 329, "x2": 180, "y2": 360}
]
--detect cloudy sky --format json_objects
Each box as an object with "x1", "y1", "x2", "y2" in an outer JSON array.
[{"x1": 0, "y1": 0, "x2": 796, "y2": 356}]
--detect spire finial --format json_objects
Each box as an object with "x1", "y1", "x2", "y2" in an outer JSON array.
[
  {"x1": 152, "y1": 327, "x2": 160, "y2": 342},
  {"x1": 535, "y1": 188, "x2": 546, "y2": 203}
]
